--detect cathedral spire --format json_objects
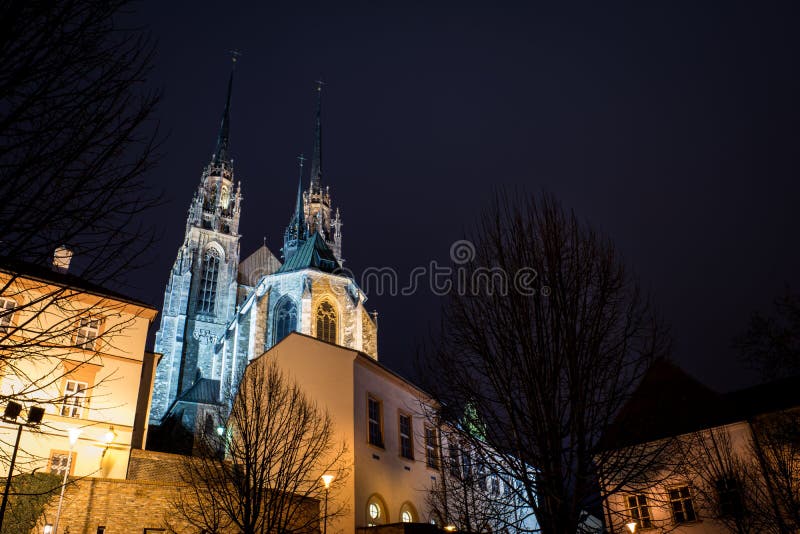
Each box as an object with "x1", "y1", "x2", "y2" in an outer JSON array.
[
  {"x1": 309, "y1": 81, "x2": 324, "y2": 194},
  {"x1": 212, "y1": 52, "x2": 239, "y2": 166},
  {"x1": 294, "y1": 154, "x2": 306, "y2": 239}
]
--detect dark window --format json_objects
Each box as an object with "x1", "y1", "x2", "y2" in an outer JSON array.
[
  {"x1": 75, "y1": 317, "x2": 100, "y2": 350},
  {"x1": 669, "y1": 486, "x2": 696, "y2": 523},
  {"x1": 626, "y1": 494, "x2": 652, "y2": 528},
  {"x1": 273, "y1": 296, "x2": 297, "y2": 343},
  {"x1": 368, "y1": 396, "x2": 383, "y2": 447},
  {"x1": 199, "y1": 249, "x2": 220, "y2": 314},
  {"x1": 461, "y1": 447, "x2": 472, "y2": 481},
  {"x1": 716, "y1": 477, "x2": 742, "y2": 518},
  {"x1": 399, "y1": 414, "x2": 413, "y2": 459},
  {"x1": 449, "y1": 443, "x2": 461, "y2": 478},
  {"x1": 425, "y1": 426, "x2": 439, "y2": 469},
  {"x1": 97, "y1": 527, "x2": 106, "y2": 534},
  {"x1": 316, "y1": 301, "x2": 336, "y2": 343},
  {"x1": 0, "y1": 298, "x2": 16, "y2": 333}
]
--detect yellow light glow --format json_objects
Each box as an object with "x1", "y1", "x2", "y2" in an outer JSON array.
[
  {"x1": 321, "y1": 474, "x2": 335, "y2": 488},
  {"x1": 626, "y1": 522, "x2": 637, "y2": 533}
]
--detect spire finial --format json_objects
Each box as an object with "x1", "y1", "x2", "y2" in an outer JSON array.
[
  {"x1": 212, "y1": 51, "x2": 240, "y2": 166},
  {"x1": 309, "y1": 80, "x2": 325, "y2": 194}
]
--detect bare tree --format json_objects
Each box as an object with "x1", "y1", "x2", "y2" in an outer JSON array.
[
  {"x1": 420, "y1": 191, "x2": 671, "y2": 534},
  {"x1": 736, "y1": 289, "x2": 800, "y2": 381},
  {"x1": 170, "y1": 359, "x2": 348, "y2": 534},
  {"x1": 0, "y1": 0, "x2": 159, "y2": 463}
]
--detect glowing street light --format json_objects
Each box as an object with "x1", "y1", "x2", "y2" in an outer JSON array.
[
  {"x1": 626, "y1": 522, "x2": 637, "y2": 533},
  {"x1": 53, "y1": 427, "x2": 82, "y2": 534},
  {"x1": 320, "y1": 474, "x2": 335, "y2": 534}
]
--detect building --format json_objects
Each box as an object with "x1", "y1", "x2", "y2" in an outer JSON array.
[
  {"x1": 599, "y1": 359, "x2": 800, "y2": 533},
  {"x1": 0, "y1": 255, "x2": 158, "y2": 483}
]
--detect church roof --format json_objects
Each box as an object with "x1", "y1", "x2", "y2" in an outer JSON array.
[
  {"x1": 177, "y1": 378, "x2": 221, "y2": 405},
  {"x1": 276, "y1": 232, "x2": 341, "y2": 275},
  {"x1": 238, "y1": 244, "x2": 281, "y2": 286}
]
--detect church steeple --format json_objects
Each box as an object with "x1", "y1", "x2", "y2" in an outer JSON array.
[
  {"x1": 309, "y1": 81, "x2": 323, "y2": 194},
  {"x1": 283, "y1": 154, "x2": 308, "y2": 262},
  {"x1": 211, "y1": 54, "x2": 237, "y2": 166}
]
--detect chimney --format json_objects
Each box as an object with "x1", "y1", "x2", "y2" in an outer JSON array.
[{"x1": 52, "y1": 246, "x2": 73, "y2": 273}]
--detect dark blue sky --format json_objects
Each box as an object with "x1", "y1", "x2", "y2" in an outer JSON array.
[{"x1": 129, "y1": 1, "x2": 800, "y2": 391}]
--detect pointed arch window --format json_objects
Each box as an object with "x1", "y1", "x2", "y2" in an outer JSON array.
[
  {"x1": 315, "y1": 301, "x2": 337, "y2": 344},
  {"x1": 199, "y1": 249, "x2": 220, "y2": 314},
  {"x1": 273, "y1": 296, "x2": 297, "y2": 344}
]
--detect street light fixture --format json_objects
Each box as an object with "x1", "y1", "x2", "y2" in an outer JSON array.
[
  {"x1": 0, "y1": 402, "x2": 44, "y2": 531},
  {"x1": 626, "y1": 522, "x2": 637, "y2": 533},
  {"x1": 53, "y1": 427, "x2": 81, "y2": 534},
  {"x1": 320, "y1": 474, "x2": 334, "y2": 534}
]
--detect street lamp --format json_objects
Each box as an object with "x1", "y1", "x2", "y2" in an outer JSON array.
[
  {"x1": 101, "y1": 426, "x2": 116, "y2": 458},
  {"x1": 626, "y1": 522, "x2": 637, "y2": 533},
  {"x1": 0, "y1": 402, "x2": 44, "y2": 531},
  {"x1": 321, "y1": 474, "x2": 334, "y2": 534},
  {"x1": 53, "y1": 427, "x2": 81, "y2": 534}
]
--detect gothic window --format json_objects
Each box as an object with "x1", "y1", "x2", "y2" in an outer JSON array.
[
  {"x1": 199, "y1": 249, "x2": 220, "y2": 314},
  {"x1": 315, "y1": 301, "x2": 336, "y2": 344},
  {"x1": 273, "y1": 296, "x2": 297, "y2": 344}
]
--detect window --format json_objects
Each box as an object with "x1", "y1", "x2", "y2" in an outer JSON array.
[
  {"x1": 626, "y1": 494, "x2": 652, "y2": 528},
  {"x1": 401, "y1": 510, "x2": 412, "y2": 523},
  {"x1": 669, "y1": 486, "x2": 696, "y2": 524},
  {"x1": 61, "y1": 380, "x2": 87, "y2": 418},
  {"x1": 49, "y1": 451, "x2": 73, "y2": 477},
  {"x1": 716, "y1": 477, "x2": 742, "y2": 518},
  {"x1": 366, "y1": 495, "x2": 386, "y2": 526},
  {"x1": 0, "y1": 298, "x2": 16, "y2": 333},
  {"x1": 75, "y1": 318, "x2": 100, "y2": 350},
  {"x1": 273, "y1": 296, "x2": 297, "y2": 344},
  {"x1": 400, "y1": 503, "x2": 417, "y2": 523},
  {"x1": 425, "y1": 425, "x2": 439, "y2": 469},
  {"x1": 198, "y1": 249, "x2": 220, "y2": 314},
  {"x1": 399, "y1": 413, "x2": 413, "y2": 459},
  {"x1": 449, "y1": 443, "x2": 461, "y2": 478},
  {"x1": 96, "y1": 527, "x2": 106, "y2": 534},
  {"x1": 315, "y1": 301, "x2": 337, "y2": 344},
  {"x1": 367, "y1": 395, "x2": 383, "y2": 447}
]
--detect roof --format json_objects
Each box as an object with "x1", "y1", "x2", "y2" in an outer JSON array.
[
  {"x1": 0, "y1": 256, "x2": 156, "y2": 310},
  {"x1": 177, "y1": 378, "x2": 221, "y2": 404},
  {"x1": 238, "y1": 244, "x2": 281, "y2": 285},
  {"x1": 276, "y1": 232, "x2": 341, "y2": 275},
  {"x1": 602, "y1": 359, "x2": 800, "y2": 450}
]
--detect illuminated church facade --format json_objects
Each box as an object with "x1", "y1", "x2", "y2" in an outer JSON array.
[{"x1": 149, "y1": 71, "x2": 378, "y2": 430}]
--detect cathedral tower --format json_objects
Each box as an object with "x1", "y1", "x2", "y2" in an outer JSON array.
[{"x1": 150, "y1": 59, "x2": 242, "y2": 424}]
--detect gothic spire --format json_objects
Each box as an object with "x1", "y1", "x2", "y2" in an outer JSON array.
[
  {"x1": 309, "y1": 81, "x2": 324, "y2": 194},
  {"x1": 212, "y1": 53, "x2": 239, "y2": 166},
  {"x1": 294, "y1": 154, "x2": 306, "y2": 239}
]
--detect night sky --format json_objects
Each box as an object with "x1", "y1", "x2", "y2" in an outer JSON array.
[{"x1": 127, "y1": 1, "x2": 800, "y2": 392}]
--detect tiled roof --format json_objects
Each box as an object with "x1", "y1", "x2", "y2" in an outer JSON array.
[{"x1": 276, "y1": 232, "x2": 341, "y2": 275}]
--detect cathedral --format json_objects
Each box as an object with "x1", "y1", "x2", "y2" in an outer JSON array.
[{"x1": 149, "y1": 65, "x2": 378, "y2": 437}]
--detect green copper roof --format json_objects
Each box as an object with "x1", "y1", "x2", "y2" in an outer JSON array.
[{"x1": 276, "y1": 231, "x2": 341, "y2": 275}]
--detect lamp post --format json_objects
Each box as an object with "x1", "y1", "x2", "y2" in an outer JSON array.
[
  {"x1": 53, "y1": 427, "x2": 81, "y2": 534},
  {"x1": 0, "y1": 402, "x2": 44, "y2": 531},
  {"x1": 320, "y1": 474, "x2": 334, "y2": 534}
]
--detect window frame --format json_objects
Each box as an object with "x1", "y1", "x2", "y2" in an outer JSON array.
[
  {"x1": 60, "y1": 379, "x2": 88, "y2": 418},
  {"x1": 198, "y1": 248, "x2": 221, "y2": 314},
  {"x1": 398, "y1": 411, "x2": 414, "y2": 460},
  {"x1": 367, "y1": 394, "x2": 384, "y2": 448},
  {"x1": 625, "y1": 493, "x2": 652, "y2": 529},
  {"x1": 0, "y1": 297, "x2": 16, "y2": 333},
  {"x1": 424, "y1": 425, "x2": 440, "y2": 470},
  {"x1": 668, "y1": 485, "x2": 697, "y2": 524},
  {"x1": 272, "y1": 296, "x2": 297, "y2": 345},
  {"x1": 74, "y1": 317, "x2": 101, "y2": 351}
]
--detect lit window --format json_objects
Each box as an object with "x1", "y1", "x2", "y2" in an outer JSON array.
[
  {"x1": 626, "y1": 494, "x2": 652, "y2": 528},
  {"x1": 399, "y1": 413, "x2": 413, "y2": 459},
  {"x1": 75, "y1": 318, "x2": 100, "y2": 350},
  {"x1": 273, "y1": 296, "x2": 297, "y2": 344},
  {"x1": 369, "y1": 503, "x2": 380, "y2": 520},
  {"x1": 49, "y1": 451, "x2": 72, "y2": 476},
  {"x1": 316, "y1": 301, "x2": 337, "y2": 344},
  {"x1": 425, "y1": 425, "x2": 439, "y2": 469},
  {"x1": 400, "y1": 503, "x2": 416, "y2": 523},
  {"x1": 366, "y1": 496, "x2": 386, "y2": 526},
  {"x1": 61, "y1": 380, "x2": 87, "y2": 418},
  {"x1": 198, "y1": 249, "x2": 220, "y2": 314},
  {"x1": 401, "y1": 511, "x2": 412, "y2": 523},
  {"x1": 669, "y1": 486, "x2": 696, "y2": 523},
  {"x1": 367, "y1": 395, "x2": 383, "y2": 447},
  {"x1": 0, "y1": 298, "x2": 16, "y2": 333}
]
